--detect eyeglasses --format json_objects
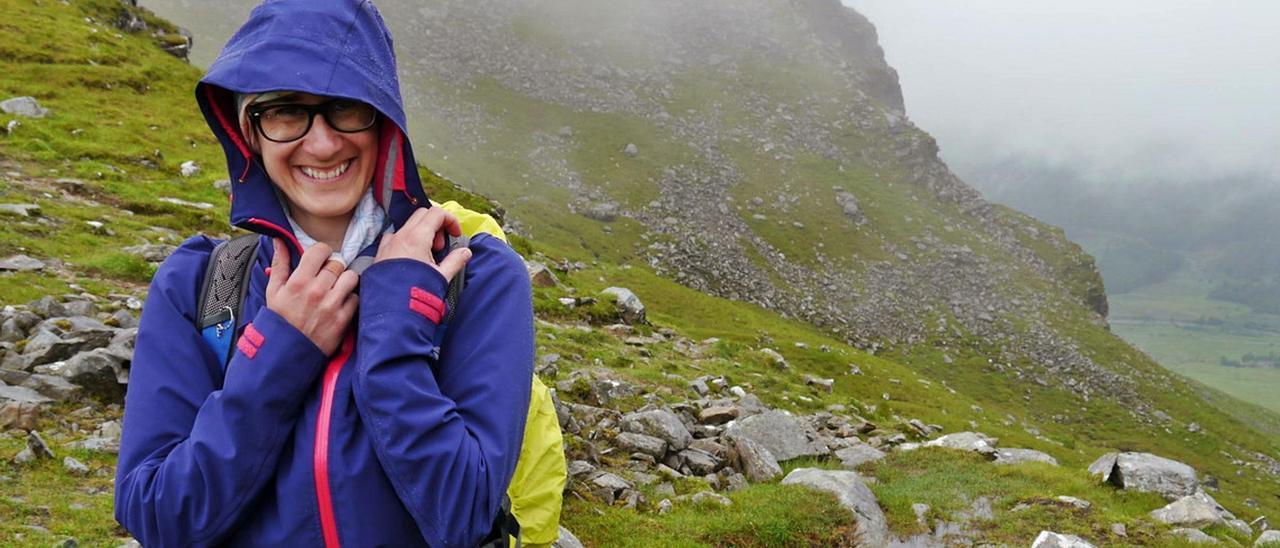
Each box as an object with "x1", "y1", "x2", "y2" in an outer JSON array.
[{"x1": 247, "y1": 99, "x2": 378, "y2": 143}]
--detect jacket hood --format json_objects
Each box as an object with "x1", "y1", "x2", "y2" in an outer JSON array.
[{"x1": 196, "y1": 0, "x2": 429, "y2": 253}]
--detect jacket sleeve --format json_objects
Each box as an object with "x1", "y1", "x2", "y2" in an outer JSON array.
[
  {"x1": 114, "y1": 236, "x2": 329, "y2": 546},
  {"x1": 353, "y1": 235, "x2": 534, "y2": 547}
]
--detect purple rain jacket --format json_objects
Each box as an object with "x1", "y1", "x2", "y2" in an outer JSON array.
[{"x1": 113, "y1": 1, "x2": 534, "y2": 545}]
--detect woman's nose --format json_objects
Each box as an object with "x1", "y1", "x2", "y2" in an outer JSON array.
[{"x1": 301, "y1": 115, "x2": 343, "y2": 157}]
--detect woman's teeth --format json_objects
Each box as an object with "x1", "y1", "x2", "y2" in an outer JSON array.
[{"x1": 300, "y1": 161, "x2": 350, "y2": 180}]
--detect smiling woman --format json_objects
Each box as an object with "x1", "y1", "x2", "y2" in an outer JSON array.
[{"x1": 112, "y1": 1, "x2": 537, "y2": 546}]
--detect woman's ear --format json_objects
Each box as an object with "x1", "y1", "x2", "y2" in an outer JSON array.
[{"x1": 239, "y1": 117, "x2": 261, "y2": 154}]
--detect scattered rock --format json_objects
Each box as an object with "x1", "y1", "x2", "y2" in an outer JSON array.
[
  {"x1": 1168, "y1": 528, "x2": 1218, "y2": 544},
  {"x1": 758, "y1": 348, "x2": 788, "y2": 369},
  {"x1": 63, "y1": 456, "x2": 89, "y2": 476},
  {"x1": 923, "y1": 432, "x2": 998, "y2": 458},
  {"x1": 781, "y1": 468, "x2": 888, "y2": 546},
  {"x1": 724, "y1": 410, "x2": 826, "y2": 461},
  {"x1": 1, "y1": 96, "x2": 50, "y2": 118},
  {"x1": 684, "y1": 491, "x2": 731, "y2": 507},
  {"x1": 698, "y1": 405, "x2": 738, "y2": 425},
  {"x1": 122, "y1": 244, "x2": 177, "y2": 263},
  {"x1": 0, "y1": 203, "x2": 41, "y2": 217},
  {"x1": 833, "y1": 442, "x2": 886, "y2": 470},
  {"x1": 588, "y1": 472, "x2": 632, "y2": 505},
  {"x1": 621, "y1": 409, "x2": 692, "y2": 451},
  {"x1": 0, "y1": 254, "x2": 45, "y2": 272},
  {"x1": 525, "y1": 261, "x2": 560, "y2": 288},
  {"x1": 1255, "y1": 530, "x2": 1280, "y2": 547},
  {"x1": 623, "y1": 143, "x2": 639, "y2": 157},
  {"x1": 38, "y1": 348, "x2": 126, "y2": 402},
  {"x1": 552, "y1": 526, "x2": 585, "y2": 548},
  {"x1": 614, "y1": 432, "x2": 667, "y2": 459},
  {"x1": 726, "y1": 433, "x2": 781, "y2": 483},
  {"x1": 803, "y1": 375, "x2": 834, "y2": 392},
  {"x1": 1110, "y1": 523, "x2": 1127, "y2": 537},
  {"x1": 994, "y1": 448, "x2": 1058, "y2": 466},
  {"x1": 600, "y1": 287, "x2": 645, "y2": 324},
  {"x1": 1150, "y1": 491, "x2": 1229, "y2": 528},
  {"x1": 1090, "y1": 452, "x2": 1198, "y2": 499},
  {"x1": 179, "y1": 161, "x2": 200, "y2": 177},
  {"x1": 832, "y1": 186, "x2": 866, "y2": 226},
  {"x1": 158, "y1": 197, "x2": 216, "y2": 210},
  {"x1": 1031, "y1": 531, "x2": 1095, "y2": 548},
  {"x1": 1055, "y1": 496, "x2": 1091, "y2": 510}
]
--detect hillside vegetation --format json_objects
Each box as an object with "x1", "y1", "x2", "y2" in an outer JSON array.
[{"x1": 1, "y1": 1, "x2": 1279, "y2": 546}]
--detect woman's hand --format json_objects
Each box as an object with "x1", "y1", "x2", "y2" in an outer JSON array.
[
  {"x1": 374, "y1": 207, "x2": 471, "y2": 282},
  {"x1": 265, "y1": 239, "x2": 358, "y2": 355}
]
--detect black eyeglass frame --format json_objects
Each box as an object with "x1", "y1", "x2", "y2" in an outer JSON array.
[{"x1": 246, "y1": 100, "x2": 379, "y2": 144}]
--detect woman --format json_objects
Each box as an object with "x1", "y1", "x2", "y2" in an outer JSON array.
[{"x1": 113, "y1": 1, "x2": 534, "y2": 546}]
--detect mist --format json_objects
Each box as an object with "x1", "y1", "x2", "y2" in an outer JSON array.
[{"x1": 842, "y1": 0, "x2": 1280, "y2": 185}]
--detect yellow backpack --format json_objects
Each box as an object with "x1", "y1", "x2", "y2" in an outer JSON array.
[{"x1": 435, "y1": 201, "x2": 567, "y2": 546}]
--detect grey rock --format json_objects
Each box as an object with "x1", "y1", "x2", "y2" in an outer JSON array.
[
  {"x1": 782, "y1": 468, "x2": 888, "y2": 546},
  {"x1": 1031, "y1": 531, "x2": 1096, "y2": 548},
  {"x1": 804, "y1": 375, "x2": 834, "y2": 392},
  {"x1": 614, "y1": 432, "x2": 667, "y2": 458},
  {"x1": 994, "y1": 448, "x2": 1058, "y2": 466},
  {"x1": 1110, "y1": 523, "x2": 1127, "y2": 537},
  {"x1": 698, "y1": 405, "x2": 738, "y2": 425},
  {"x1": 1226, "y1": 518, "x2": 1251, "y2": 537},
  {"x1": 26, "y1": 430, "x2": 54, "y2": 460},
  {"x1": 689, "y1": 439, "x2": 730, "y2": 461},
  {"x1": 0, "y1": 400, "x2": 45, "y2": 431},
  {"x1": 680, "y1": 448, "x2": 721, "y2": 475},
  {"x1": 686, "y1": 491, "x2": 731, "y2": 507},
  {"x1": 566, "y1": 460, "x2": 595, "y2": 478},
  {"x1": 0, "y1": 254, "x2": 45, "y2": 272},
  {"x1": 1093, "y1": 452, "x2": 1198, "y2": 499},
  {"x1": 923, "y1": 432, "x2": 998, "y2": 458},
  {"x1": 40, "y1": 348, "x2": 125, "y2": 402},
  {"x1": 601, "y1": 287, "x2": 645, "y2": 324},
  {"x1": 110, "y1": 310, "x2": 138, "y2": 329},
  {"x1": 724, "y1": 472, "x2": 749, "y2": 492},
  {"x1": 759, "y1": 348, "x2": 789, "y2": 369},
  {"x1": 589, "y1": 472, "x2": 632, "y2": 505},
  {"x1": 28, "y1": 296, "x2": 66, "y2": 318},
  {"x1": 1150, "y1": 492, "x2": 1229, "y2": 527},
  {"x1": 63, "y1": 456, "x2": 89, "y2": 476},
  {"x1": 658, "y1": 498, "x2": 673, "y2": 514},
  {"x1": 833, "y1": 187, "x2": 866, "y2": 225},
  {"x1": 726, "y1": 433, "x2": 781, "y2": 482},
  {"x1": 725, "y1": 410, "x2": 827, "y2": 461},
  {"x1": 0, "y1": 370, "x2": 82, "y2": 402},
  {"x1": 69, "y1": 420, "x2": 121, "y2": 453},
  {"x1": 552, "y1": 526, "x2": 585, "y2": 548},
  {"x1": 1168, "y1": 528, "x2": 1218, "y2": 544},
  {"x1": 581, "y1": 202, "x2": 619, "y2": 222},
  {"x1": 1056, "y1": 496, "x2": 1091, "y2": 510},
  {"x1": 525, "y1": 261, "x2": 560, "y2": 288},
  {"x1": 621, "y1": 409, "x2": 692, "y2": 451},
  {"x1": 1087, "y1": 452, "x2": 1118, "y2": 480},
  {"x1": 213, "y1": 179, "x2": 232, "y2": 196},
  {"x1": 834, "y1": 442, "x2": 887, "y2": 469},
  {"x1": 1255, "y1": 530, "x2": 1280, "y2": 546},
  {"x1": 0, "y1": 382, "x2": 52, "y2": 404},
  {"x1": 1, "y1": 96, "x2": 49, "y2": 118},
  {"x1": 0, "y1": 203, "x2": 41, "y2": 217},
  {"x1": 623, "y1": 143, "x2": 638, "y2": 157},
  {"x1": 63, "y1": 301, "x2": 95, "y2": 317},
  {"x1": 736, "y1": 393, "x2": 769, "y2": 417},
  {"x1": 179, "y1": 160, "x2": 200, "y2": 177},
  {"x1": 122, "y1": 244, "x2": 177, "y2": 263}
]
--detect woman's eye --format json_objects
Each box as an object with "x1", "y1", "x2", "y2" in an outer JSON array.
[{"x1": 267, "y1": 105, "x2": 307, "y2": 119}]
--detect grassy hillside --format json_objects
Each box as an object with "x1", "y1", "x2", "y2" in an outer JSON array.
[{"x1": 2, "y1": 1, "x2": 1279, "y2": 546}]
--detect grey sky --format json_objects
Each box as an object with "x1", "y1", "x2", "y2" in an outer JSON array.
[{"x1": 842, "y1": 0, "x2": 1280, "y2": 183}]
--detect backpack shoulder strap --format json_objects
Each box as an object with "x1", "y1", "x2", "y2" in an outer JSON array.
[
  {"x1": 196, "y1": 233, "x2": 262, "y2": 369},
  {"x1": 442, "y1": 233, "x2": 469, "y2": 326}
]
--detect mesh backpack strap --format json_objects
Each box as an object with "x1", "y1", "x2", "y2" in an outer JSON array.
[
  {"x1": 196, "y1": 233, "x2": 261, "y2": 369},
  {"x1": 478, "y1": 495, "x2": 521, "y2": 548},
  {"x1": 442, "y1": 233, "x2": 469, "y2": 326}
]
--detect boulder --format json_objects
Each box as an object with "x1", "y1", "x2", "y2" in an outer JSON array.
[
  {"x1": 726, "y1": 433, "x2": 781, "y2": 483},
  {"x1": 833, "y1": 187, "x2": 866, "y2": 226},
  {"x1": 620, "y1": 409, "x2": 692, "y2": 451},
  {"x1": 1031, "y1": 531, "x2": 1095, "y2": 548},
  {"x1": 0, "y1": 254, "x2": 45, "y2": 272},
  {"x1": 552, "y1": 526, "x2": 584, "y2": 548},
  {"x1": 834, "y1": 442, "x2": 887, "y2": 470},
  {"x1": 1256, "y1": 530, "x2": 1280, "y2": 547},
  {"x1": 782, "y1": 468, "x2": 888, "y2": 546},
  {"x1": 1168, "y1": 528, "x2": 1218, "y2": 544},
  {"x1": 179, "y1": 161, "x2": 200, "y2": 177},
  {"x1": 724, "y1": 410, "x2": 827, "y2": 461},
  {"x1": 600, "y1": 287, "x2": 645, "y2": 324},
  {"x1": 1092, "y1": 452, "x2": 1198, "y2": 499},
  {"x1": 1, "y1": 96, "x2": 50, "y2": 118},
  {"x1": 698, "y1": 405, "x2": 739, "y2": 425},
  {"x1": 0, "y1": 369, "x2": 82, "y2": 401},
  {"x1": 29, "y1": 296, "x2": 67, "y2": 318},
  {"x1": 588, "y1": 472, "x2": 632, "y2": 505},
  {"x1": 69, "y1": 420, "x2": 121, "y2": 453},
  {"x1": 680, "y1": 448, "x2": 721, "y2": 475},
  {"x1": 122, "y1": 244, "x2": 177, "y2": 263},
  {"x1": 623, "y1": 143, "x2": 638, "y2": 157},
  {"x1": 0, "y1": 382, "x2": 51, "y2": 431},
  {"x1": 1150, "y1": 492, "x2": 1229, "y2": 528},
  {"x1": 614, "y1": 432, "x2": 667, "y2": 459},
  {"x1": 994, "y1": 448, "x2": 1058, "y2": 466},
  {"x1": 38, "y1": 348, "x2": 126, "y2": 402},
  {"x1": 63, "y1": 456, "x2": 89, "y2": 476},
  {"x1": 923, "y1": 432, "x2": 998, "y2": 458},
  {"x1": 0, "y1": 203, "x2": 41, "y2": 217},
  {"x1": 759, "y1": 348, "x2": 788, "y2": 369},
  {"x1": 525, "y1": 261, "x2": 560, "y2": 288}
]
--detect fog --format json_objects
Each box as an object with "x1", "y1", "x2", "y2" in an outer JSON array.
[{"x1": 842, "y1": 0, "x2": 1280, "y2": 184}]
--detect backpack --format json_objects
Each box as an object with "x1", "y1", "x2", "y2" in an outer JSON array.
[{"x1": 194, "y1": 201, "x2": 566, "y2": 547}]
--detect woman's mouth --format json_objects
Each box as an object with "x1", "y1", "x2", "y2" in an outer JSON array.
[{"x1": 298, "y1": 160, "x2": 352, "y2": 181}]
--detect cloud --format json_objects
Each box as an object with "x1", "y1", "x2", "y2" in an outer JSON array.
[{"x1": 842, "y1": 0, "x2": 1280, "y2": 183}]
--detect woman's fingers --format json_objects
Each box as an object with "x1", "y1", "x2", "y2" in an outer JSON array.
[
  {"x1": 295, "y1": 242, "x2": 333, "y2": 277},
  {"x1": 266, "y1": 238, "x2": 289, "y2": 298},
  {"x1": 436, "y1": 247, "x2": 472, "y2": 282}
]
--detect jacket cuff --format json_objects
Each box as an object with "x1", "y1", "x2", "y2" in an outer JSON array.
[
  {"x1": 223, "y1": 306, "x2": 327, "y2": 395},
  {"x1": 359, "y1": 258, "x2": 448, "y2": 344}
]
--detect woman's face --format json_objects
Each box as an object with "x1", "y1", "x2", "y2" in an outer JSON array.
[{"x1": 250, "y1": 92, "x2": 378, "y2": 223}]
